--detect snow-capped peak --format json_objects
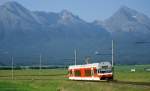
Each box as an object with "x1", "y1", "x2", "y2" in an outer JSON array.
[
  {"x1": 59, "y1": 10, "x2": 75, "y2": 22},
  {"x1": 58, "y1": 9, "x2": 84, "y2": 25}
]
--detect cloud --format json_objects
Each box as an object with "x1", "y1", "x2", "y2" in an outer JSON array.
[{"x1": 0, "y1": 0, "x2": 12, "y2": 5}]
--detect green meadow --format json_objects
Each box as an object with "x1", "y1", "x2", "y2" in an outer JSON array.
[{"x1": 0, "y1": 65, "x2": 150, "y2": 91}]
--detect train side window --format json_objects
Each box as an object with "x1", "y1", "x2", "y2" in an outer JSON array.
[
  {"x1": 97, "y1": 69, "x2": 100, "y2": 73},
  {"x1": 94, "y1": 69, "x2": 97, "y2": 75},
  {"x1": 69, "y1": 70, "x2": 72, "y2": 75},
  {"x1": 74, "y1": 70, "x2": 81, "y2": 76},
  {"x1": 85, "y1": 69, "x2": 91, "y2": 76}
]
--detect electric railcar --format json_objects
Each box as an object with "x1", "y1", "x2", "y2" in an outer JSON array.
[{"x1": 68, "y1": 62, "x2": 113, "y2": 80}]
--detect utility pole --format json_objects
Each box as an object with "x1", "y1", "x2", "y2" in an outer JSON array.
[
  {"x1": 112, "y1": 40, "x2": 115, "y2": 80},
  {"x1": 112, "y1": 40, "x2": 114, "y2": 67},
  {"x1": 11, "y1": 56, "x2": 14, "y2": 80},
  {"x1": 74, "y1": 49, "x2": 77, "y2": 65},
  {"x1": 39, "y1": 54, "x2": 42, "y2": 72}
]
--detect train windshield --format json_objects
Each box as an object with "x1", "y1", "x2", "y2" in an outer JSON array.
[{"x1": 98, "y1": 69, "x2": 112, "y2": 73}]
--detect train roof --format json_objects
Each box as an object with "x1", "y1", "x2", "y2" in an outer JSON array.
[{"x1": 68, "y1": 62, "x2": 111, "y2": 69}]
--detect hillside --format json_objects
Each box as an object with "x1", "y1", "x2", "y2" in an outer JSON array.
[{"x1": 0, "y1": 1, "x2": 150, "y2": 65}]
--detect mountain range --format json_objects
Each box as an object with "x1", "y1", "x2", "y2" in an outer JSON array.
[{"x1": 0, "y1": 1, "x2": 150, "y2": 66}]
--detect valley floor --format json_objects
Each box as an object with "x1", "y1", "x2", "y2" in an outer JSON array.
[{"x1": 0, "y1": 65, "x2": 150, "y2": 91}]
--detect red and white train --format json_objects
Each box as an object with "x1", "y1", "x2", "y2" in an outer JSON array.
[{"x1": 68, "y1": 62, "x2": 113, "y2": 81}]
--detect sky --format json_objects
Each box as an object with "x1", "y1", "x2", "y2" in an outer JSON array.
[{"x1": 0, "y1": 0, "x2": 150, "y2": 22}]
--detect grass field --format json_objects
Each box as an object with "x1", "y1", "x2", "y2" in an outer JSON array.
[{"x1": 0, "y1": 65, "x2": 150, "y2": 91}]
